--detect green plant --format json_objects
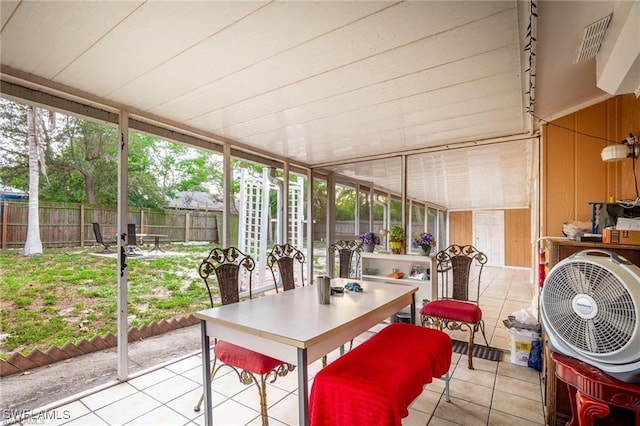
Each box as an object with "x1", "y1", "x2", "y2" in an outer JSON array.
[{"x1": 389, "y1": 225, "x2": 404, "y2": 242}]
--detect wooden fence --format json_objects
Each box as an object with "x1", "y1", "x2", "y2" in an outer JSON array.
[
  {"x1": 0, "y1": 201, "x2": 221, "y2": 249},
  {"x1": 1, "y1": 202, "x2": 427, "y2": 250}
]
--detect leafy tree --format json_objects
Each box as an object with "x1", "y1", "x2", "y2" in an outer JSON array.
[
  {"x1": 335, "y1": 185, "x2": 356, "y2": 220},
  {"x1": 44, "y1": 117, "x2": 118, "y2": 204},
  {"x1": 313, "y1": 179, "x2": 327, "y2": 221},
  {"x1": 0, "y1": 98, "x2": 29, "y2": 189}
]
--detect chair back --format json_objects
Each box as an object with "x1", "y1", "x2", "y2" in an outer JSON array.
[
  {"x1": 199, "y1": 247, "x2": 255, "y2": 308},
  {"x1": 127, "y1": 223, "x2": 137, "y2": 246},
  {"x1": 267, "y1": 243, "x2": 305, "y2": 292},
  {"x1": 93, "y1": 222, "x2": 104, "y2": 244},
  {"x1": 327, "y1": 240, "x2": 363, "y2": 279},
  {"x1": 435, "y1": 244, "x2": 487, "y2": 303}
]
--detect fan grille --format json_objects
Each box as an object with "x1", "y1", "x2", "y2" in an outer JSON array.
[{"x1": 542, "y1": 260, "x2": 636, "y2": 354}]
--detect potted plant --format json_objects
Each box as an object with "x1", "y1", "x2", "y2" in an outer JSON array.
[
  {"x1": 389, "y1": 225, "x2": 404, "y2": 254},
  {"x1": 359, "y1": 232, "x2": 380, "y2": 252},
  {"x1": 412, "y1": 232, "x2": 435, "y2": 256}
]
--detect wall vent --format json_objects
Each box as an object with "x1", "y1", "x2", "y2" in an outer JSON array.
[{"x1": 576, "y1": 14, "x2": 612, "y2": 63}]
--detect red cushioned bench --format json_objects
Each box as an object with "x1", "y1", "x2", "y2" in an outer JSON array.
[{"x1": 309, "y1": 323, "x2": 452, "y2": 426}]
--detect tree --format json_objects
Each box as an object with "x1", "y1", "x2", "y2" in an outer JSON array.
[
  {"x1": 0, "y1": 97, "x2": 259, "y2": 211},
  {"x1": 23, "y1": 105, "x2": 45, "y2": 256},
  {"x1": 0, "y1": 98, "x2": 29, "y2": 189}
]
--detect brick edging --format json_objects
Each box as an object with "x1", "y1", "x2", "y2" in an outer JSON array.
[{"x1": 0, "y1": 314, "x2": 200, "y2": 377}]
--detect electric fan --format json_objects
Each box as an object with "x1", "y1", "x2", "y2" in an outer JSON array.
[{"x1": 540, "y1": 249, "x2": 640, "y2": 383}]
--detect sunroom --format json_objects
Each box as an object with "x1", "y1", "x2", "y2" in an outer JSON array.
[{"x1": 1, "y1": 1, "x2": 639, "y2": 425}]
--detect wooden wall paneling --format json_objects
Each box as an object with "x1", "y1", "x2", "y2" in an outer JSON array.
[
  {"x1": 604, "y1": 97, "x2": 621, "y2": 199},
  {"x1": 575, "y1": 102, "x2": 609, "y2": 221},
  {"x1": 449, "y1": 211, "x2": 472, "y2": 246},
  {"x1": 619, "y1": 95, "x2": 640, "y2": 200},
  {"x1": 543, "y1": 115, "x2": 576, "y2": 237},
  {"x1": 504, "y1": 208, "x2": 531, "y2": 267}
]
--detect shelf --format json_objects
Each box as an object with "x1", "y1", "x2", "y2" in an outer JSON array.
[
  {"x1": 361, "y1": 252, "x2": 432, "y2": 262},
  {"x1": 360, "y1": 253, "x2": 437, "y2": 304},
  {"x1": 362, "y1": 274, "x2": 428, "y2": 285}
]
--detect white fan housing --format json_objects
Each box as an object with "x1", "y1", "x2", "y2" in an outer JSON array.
[{"x1": 540, "y1": 249, "x2": 640, "y2": 383}]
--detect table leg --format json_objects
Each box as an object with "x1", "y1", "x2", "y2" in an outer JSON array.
[
  {"x1": 297, "y1": 348, "x2": 309, "y2": 426},
  {"x1": 576, "y1": 390, "x2": 610, "y2": 426},
  {"x1": 201, "y1": 321, "x2": 212, "y2": 426},
  {"x1": 411, "y1": 293, "x2": 416, "y2": 324},
  {"x1": 565, "y1": 383, "x2": 579, "y2": 426},
  {"x1": 153, "y1": 236, "x2": 165, "y2": 252}
]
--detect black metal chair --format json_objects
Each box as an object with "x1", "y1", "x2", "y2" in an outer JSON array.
[
  {"x1": 194, "y1": 247, "x2": 294, "y2": 424},
  {"x1": 126, "y1": 223, "x2": 142, "y2": 256},
  {"x1": 420, "y1": 244, "x2": 489, "y2": 369},
  {"x1": 266, "y1": 243, "x2": 305, "y2": 292},
  {"x1": 327, "y1": 239, "x2": 363, "y2": 279},
  {"x1": 92, "y1": 222, "x2": 114, "y2": 253}
]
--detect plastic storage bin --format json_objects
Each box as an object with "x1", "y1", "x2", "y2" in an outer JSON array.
[
  {"x1": 393, "y1": 312, "x2": 412, "y2": 323},
  {"x1": 509, "y1": 328, "x2": 540, "y2": 366}
]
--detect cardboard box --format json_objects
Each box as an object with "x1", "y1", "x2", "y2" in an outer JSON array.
[
  {"x1": 616, "y1": 217, "x2": 640, "y2": 231},
  {"x1": 602, "y1": 228, "x2": 640, "y2": 245}
]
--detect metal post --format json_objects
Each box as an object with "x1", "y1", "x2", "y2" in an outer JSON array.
[
  {"x1": 401, "y1": 155, "x2": 408, "y2": 253},
  {"x1": 326, "y1": 173, "x2": 336, "y2": 277},
  {"x1": 116, "y1": 111, "x2": 129, "y2": 380},
  {"x1": 222, "y1": 144, "x2": 231, "y2": 248},
  {"x1": 306, "y1": 168, "x2": 314, "y2": 283},
  {"x1": 283, "y1": 162, "x2": 290, "y2": 243},
  {"x1": 297, "y1": 348, "x2": 309, "y2": 426},
  {"x1": 201, "y1": 321, "x2": 213, "y2": 426}
]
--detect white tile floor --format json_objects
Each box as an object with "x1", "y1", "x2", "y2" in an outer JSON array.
[{"x1": 19, "y1": 267, "x2": 545, "y2": 426}]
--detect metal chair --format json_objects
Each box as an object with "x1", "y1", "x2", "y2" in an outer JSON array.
[
  {"x1": 266, "y1": 243, "x2": 305, "y2": 292},
  {"x1": 323, "y1": 240, "x2": 363, "y2": 366},
  {"x1": 327, "y1": 239, "x2": 363, "y2": 279},
  {"x1": 194, "y1": 247, "x2": 294, "y2": 424},
  {"x1": 126, "y1": 223, "x2": 142, "y2": 256},
  {"x1": 92, "y1": 222, "x2": 114, "y2": 253},
  {"x1": 420, "y1": 244, "x2": 489, "y2": 369}
]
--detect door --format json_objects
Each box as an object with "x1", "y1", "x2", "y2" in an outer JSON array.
[{"x1": 474, "y1": 210, "x2": 504, "y2": 267}]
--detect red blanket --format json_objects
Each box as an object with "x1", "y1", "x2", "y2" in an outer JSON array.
[{"x1": 309, "y1": 323, "x2": 452, "y2": 426}]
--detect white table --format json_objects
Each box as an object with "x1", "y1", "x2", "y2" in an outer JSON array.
[{"x1": 194, "y1": 278, "x2": 417, "y2": 426}]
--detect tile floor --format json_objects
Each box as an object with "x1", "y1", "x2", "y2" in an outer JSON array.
[{"x1": 17, "y1": 266, "x2": 545, "y2": 426}]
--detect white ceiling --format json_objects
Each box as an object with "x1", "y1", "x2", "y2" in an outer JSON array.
[{"x1": 1, "y1": 1, "x2": 634, "y2": 210}]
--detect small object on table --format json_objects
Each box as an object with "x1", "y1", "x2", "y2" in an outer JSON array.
[
  {"x1": 344, "y1": 282, "x2": 363, "y2": 292},
  {"x1": 387, "y1": 271, "x2": 405, "y2": 279},
  {"x1": 331, "y1": 286, "x2": 344, "y2": 295},
  {"x1": 316, "y1": 276, "x2": 331, "y2": 304}
]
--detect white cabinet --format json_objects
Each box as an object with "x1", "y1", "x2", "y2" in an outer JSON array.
[{"x1": 360, "y1": 252, "x2": 438, "y2": 305}]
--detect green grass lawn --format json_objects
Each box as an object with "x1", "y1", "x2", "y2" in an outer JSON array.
[
  {"x1": 0, "y1": 244, "x2": 216, "y2": 357},
  {"x1": 0, "y1": 243, "x2": 327, "y2": 358}
]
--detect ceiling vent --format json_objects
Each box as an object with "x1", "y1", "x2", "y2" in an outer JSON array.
[{"x1": 576, "y1": 14, "x2": 612, "y2": 63}]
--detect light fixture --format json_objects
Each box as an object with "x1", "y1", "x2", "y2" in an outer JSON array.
[{"x1": 601, "y1": 133, "x2": 639, "y2": 162}]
